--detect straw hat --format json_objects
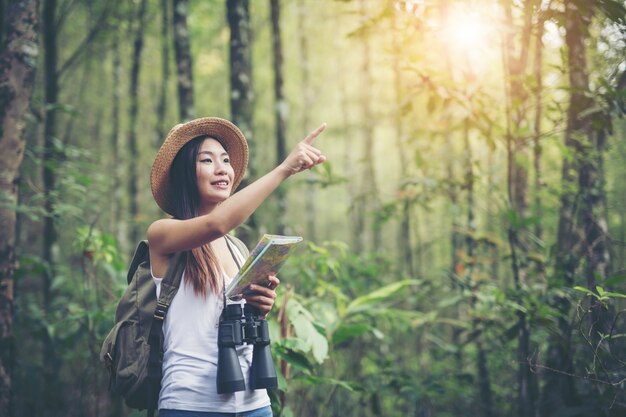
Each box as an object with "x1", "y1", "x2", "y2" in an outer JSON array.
[{"x1": 150, "y1": 117, "x2": 249, "y2": 215}]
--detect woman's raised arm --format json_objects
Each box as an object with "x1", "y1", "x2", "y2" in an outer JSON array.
[{"x1": 148, "y1": 123, "x2": 327, "y2": 256}]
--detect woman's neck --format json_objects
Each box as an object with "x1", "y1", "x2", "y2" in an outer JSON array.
[{"x1": 197, "y1": 202, "x2": 218, "y2": 216}]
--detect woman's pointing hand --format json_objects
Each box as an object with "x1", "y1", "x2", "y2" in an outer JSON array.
[{"x1": 279, "y1": 123, "x2": 327, "y2": 176}]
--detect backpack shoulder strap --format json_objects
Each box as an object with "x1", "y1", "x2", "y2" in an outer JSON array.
[
  {"x1": 225, "y1": 234, "x2": 249, "y2": 261},
  {"x1": 127, "y1": 240, "x2": 150, "y2": 284},
  {"x1": 154, "y1": 250, "x2": 186, "y2": 318},
  {"x1": 146, "y1": 247, "x2": 186, "y2": 414}
]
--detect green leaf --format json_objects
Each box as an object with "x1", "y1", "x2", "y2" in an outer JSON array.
[
  {"x1": 276, "y1": 364, "x2": 288, "y2": 391},
  {"x1": 601, "y1": 291, "x2": 626, "y2": 299},
  {"x1": 278, "y1": 337, "x2": 310, "y2": 353},
  {"x1": 332, "y1": 322, "x2": 371, "y2": 345},
  {"x1": 437, "y1": 294, "x2": 463, "y2": 309},
  {"x1": 300, "y1": 375, "x2": 355, "y2": 391},
  {"x1": 287, "y1": 300, "x2": 329, "y2": 364},
  {"x1": 274, "y1": 348, "x2": 314, "y2": 374},
  {"x1": 574, "y1": 286, "x2": 596, "y2": 297},
  {"x1": 345, "y1": 279, "x2": 420, "y2": 316}
]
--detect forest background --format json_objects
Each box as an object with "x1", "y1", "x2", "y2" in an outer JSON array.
[{"x1": 1, "y1": 0, "x2": 626, "y2": 416}]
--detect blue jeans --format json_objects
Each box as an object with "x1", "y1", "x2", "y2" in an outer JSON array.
[{"x1": 159, "y1": 405, "x2": 273, "y2": 417}]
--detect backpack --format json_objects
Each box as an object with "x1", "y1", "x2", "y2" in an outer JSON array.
[{"x1": 100, "y1": 235, "x2": 249, "y2": 415}]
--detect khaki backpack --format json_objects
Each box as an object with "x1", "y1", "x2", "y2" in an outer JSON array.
[{"x1": 100, "y1": 235, "x2": 249, "y2": 415}]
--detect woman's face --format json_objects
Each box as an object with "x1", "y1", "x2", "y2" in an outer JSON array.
[{"x1": 195, "y1": 138, "x2": 235, "y2": 208}]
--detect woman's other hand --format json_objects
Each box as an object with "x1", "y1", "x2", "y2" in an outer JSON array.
[
  {"x1": 242, "y1": 274, "x2": 280, "y2": 318},
  {"x1": 279, "y1": 123, "x2": 327, "y2": 176}
]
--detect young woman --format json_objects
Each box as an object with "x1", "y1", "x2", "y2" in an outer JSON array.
[{"x1": 147, "y1": 117, "x2": 326, "y2": 417}]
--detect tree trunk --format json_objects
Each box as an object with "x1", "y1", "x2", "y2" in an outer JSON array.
[
  {"x1": 463, "y1": 121, "x2": 475, "y2": 273},
  {"x1": 463, "y1": 117, "x2": 494, "y2": 417},
  {"x1": 336, "y1": 34, "x2": 361, "y2": 252},
  {"x1": 127, "y1": 0, "x2": 148, "y2": 244},
  {"x1": 0, "y1": 2, "x2": 39, "y2": 415},
  {"x1": 109, "y1": 32, "x2": 122, "y2": 242},
  {"x1": 173, "y1": 0, "x2": 194, "y2": 121},
  {"x1": 358, "y1": 0, "x2": 380, "y2": 251},
  {"x1": 447, "y1": 127, "x2": 463, "y2": 376},
  {"x1": 270, "y1": 0, "x2": 287, "y2": 234},
  {"x1": 565, "y1": 1, "x2": 611, "y2": 351},
  {"x1": 156, "y1": 0, "x2": 171, "y2": 145},
  {"x1": 541, "y1": 2, "x2": 605, "y2": 415},
  {"x1": 532, "y1": 16, "x2": 545, "y2": 243},
  {"x1": 476, "y1": 339, "x2": 494, "y2": 417},
  {"x1": 0, "y1": 0, "x2": 6, "y2": 47},
  {"x1": 438, "y1": 0, "x2": 463, "y2": 381},
  {"x1": 392, "y1": 10, "x2": 413, "y2": 276},
  {"x1": 500, "y1": 2, "x2": 537, "y2": 415},
  {"x1": 42, "y1": 0, "x2": 63, "y2": 414},
  {"x1": 298, "y1": 0, "x2": 316, "y2": 242},
  {"x1": 487, "y1": 146, "x2": 499, "y2": 280},
  {"x1": 528, "y1": 15, "x2": 544, "y2": 406},
  {"x1": 569, "y1": 101, "x2": 613, "y2": 396},
  {"x1": 227, "y1": 0, "x2": 255, "y2": 246}
]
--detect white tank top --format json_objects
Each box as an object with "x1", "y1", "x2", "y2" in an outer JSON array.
[{"x1": 152, "y1": 247, "x2": 271, "y2": 413}]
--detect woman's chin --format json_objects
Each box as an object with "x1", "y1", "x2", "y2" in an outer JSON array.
[{"x1": 204, "y1": 193, "x2": 230, "y2": 205}]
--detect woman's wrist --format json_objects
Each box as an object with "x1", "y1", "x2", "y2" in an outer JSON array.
[{"x1": 274, "y1": 164, "x2": 293, "y2": 180}]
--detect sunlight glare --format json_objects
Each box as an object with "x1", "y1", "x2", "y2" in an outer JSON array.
[
  {"x1": 435, "y1": 4, "x2": 497, "y2": 75},
  {"x1": 444, "y1": 8, "x2": 490, "y2": 51}
]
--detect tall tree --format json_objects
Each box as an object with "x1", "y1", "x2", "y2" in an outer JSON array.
[
  {"x1": 109, "y1": 31, "x2": 122, "y2": 241},
  {"x1": 270, "y1": 0, "x2": 287, "y2": 234},
  {"x1": 41, "y1": 1, "x2": 63, "y2": 414},
  {"x1": 173, "y1": 0, "x2": 194, "y2": 121},
  {"x1": 463, "y1": 115, "x2": 494, "y2": 417},
  {"x1": 156, "y1": 0, "x2": 172, "y2": 144},
  {"x1": 0, "y1": 2, "x2": 39, "y2": 415},
  {"x1": 336, "y1": 24, "x2": 361, "y2": 252},
  {"x1": 436, "y1": 1, "x2": 465, "y2": 387},
  {"x1": 40, "y1": 1, "x2": 114, "y2": 413},
  {"x1": 542, "y1": 1, "x2": 614, "y2": 413},
  {"x1": 357, "y1": 0, "x2": 381, "y2": 251},
  {"x1": 127, "y1": 0, "x2": 148, "y2": 244},
  {"x1": 532, "y1": 8, "x2": 546, "y2": 243},
  {"x1": 227, "y1": 0, "x2": 255, "y2": 246},
  {"x1": 391, "y1": 10, "x2": 414, "y2": 276},
  {"x1": 500, "y1": 2, "x2": 539, "y2": 415},
  {"x1": 298, "y1": 0, "x2": 316, "y2": 242}
]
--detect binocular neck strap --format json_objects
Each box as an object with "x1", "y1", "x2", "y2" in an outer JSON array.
[{"x1": 222, "y1": 235, "x2": 243, "y2": 308}]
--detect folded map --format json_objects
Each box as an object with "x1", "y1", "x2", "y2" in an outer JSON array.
[{"x1": 225, "y1": 234, "x2": 303, "y2": 298}]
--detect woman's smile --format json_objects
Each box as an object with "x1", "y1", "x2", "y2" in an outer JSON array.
[
  {"x1": 196, "y1": 138, "x2": 235, "y2": 207},
  {"x1": 211, "y1": 179, "x2": 230, "y2": 189}
]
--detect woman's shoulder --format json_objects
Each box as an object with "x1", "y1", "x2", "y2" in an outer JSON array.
[
  {"x1": 147, "y1": 217, "x2": 177, "y2": 240},
  {"x1": 146, "y1": 217, "x2": 182, "y2": 259}
]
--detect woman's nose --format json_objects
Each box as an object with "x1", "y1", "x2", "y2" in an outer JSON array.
[{"x1": 214, "y1": 160, "x2": 227, "y2": 174}]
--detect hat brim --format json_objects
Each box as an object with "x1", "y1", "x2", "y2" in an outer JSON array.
[{"x1": 150, "y1": 117, "x2": 249, "y2": 215}]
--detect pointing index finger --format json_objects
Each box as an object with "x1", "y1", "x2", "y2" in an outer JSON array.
[{"x1": 303, "y1": 123, "x2": 327, "y2": 145}]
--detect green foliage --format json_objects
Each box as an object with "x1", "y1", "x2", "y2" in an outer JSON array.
[
  {"x1": 271, "y1": 241, "x2": 429, "y2": 415},
  {"x1": 574, "y1": 285, "x2": 626, "y2": 308},
  {"x1": 281, "y1": 297, "x2": 330, "y2": 365},
  {"x1": 73, "y1": 225, "x2": 125, "y2": 271},
  {"x1": 8, "y1": 0, "x2": 626, "y2": 415}
]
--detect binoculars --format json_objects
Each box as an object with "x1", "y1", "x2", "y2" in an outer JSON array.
[{"x1": 216, "y1": 303, "x2": 278, "y2": 394}]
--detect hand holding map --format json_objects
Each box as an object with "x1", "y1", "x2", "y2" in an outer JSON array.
[{"x1": 225, "y1": 234, "x2": 303, "y2": 299}]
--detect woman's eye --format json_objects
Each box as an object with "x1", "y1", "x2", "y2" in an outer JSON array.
[
  {"x1": 223, "y1": 158, "x2": 230, "y2": 164},
  {"x1": 200, "y1": 158, "x2": 212, "y2": 164}
]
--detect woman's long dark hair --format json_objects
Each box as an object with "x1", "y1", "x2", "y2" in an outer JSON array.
[{"x1": 170, "y1": 135, "x2": 227, "y2": 297}]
